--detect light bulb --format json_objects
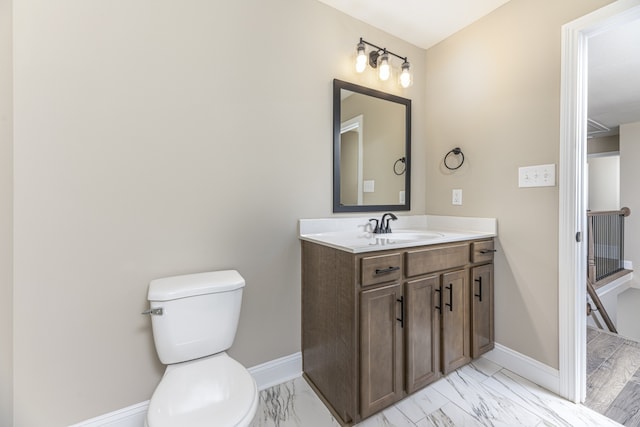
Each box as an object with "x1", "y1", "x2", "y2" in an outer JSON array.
[
  {"x1": 400, "y1": 61, "x2": 411, "y2": 88},
  {"x1": 355, "y1": 42, "x2": 367, "y2": 73},
  {"x1": 378, "y1": 52, "x2": 390, "y2": 81}
]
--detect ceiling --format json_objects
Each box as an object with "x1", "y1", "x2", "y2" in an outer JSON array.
[
  {"x1": 317, "y1": 0, "x2": 511, "y2": 49},
  {"x1": 588, "y1": 20, "x2": 640, "y2": 137},
  {"x1": 318, "y1": 0, "x2": 640, "y2": 137}
]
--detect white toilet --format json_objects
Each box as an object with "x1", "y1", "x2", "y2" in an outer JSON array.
[{"x1": 144, "y1": 270, "x2": 258, "y2": 427}]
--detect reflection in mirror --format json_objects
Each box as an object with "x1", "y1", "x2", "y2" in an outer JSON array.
[
  {"x1": 333, "y1": 79, "x2": 411, "y2": 213},
  {"x1": 340, "y1": 115, "x2": 363, "y2": 205}
]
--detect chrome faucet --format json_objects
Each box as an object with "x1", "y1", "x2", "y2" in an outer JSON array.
[{"x1": 379, "y1": 213, "x2": 398, "y2": 234}]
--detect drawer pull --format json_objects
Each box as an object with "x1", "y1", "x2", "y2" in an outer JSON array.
[
  {"x1": 445, "y1": 283, "x2": 453, "y2": 312},
  {"x1": 374, "y1": 266, "x2": 400, "y2": 275},
  {"x1": 435, "y1": 287, "x2": 442, "y2": 312},
  {"x1": 474, "y1": 276, "x2": 483, "y2": 301},
  {"x1": 479, "y1": 249, "x2": 497, "y2": 254}
]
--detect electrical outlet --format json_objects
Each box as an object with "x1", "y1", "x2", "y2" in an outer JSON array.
[
  {"x1": 452, "y1": 189, "x2": 462, "y2": 205},
  {"x1": 518, "y1": 164, "x2": 556, "y2": 188}
]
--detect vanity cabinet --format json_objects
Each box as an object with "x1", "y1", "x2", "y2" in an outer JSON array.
[
  {"x1": 439, "y1": 269, "x2": 470, "y2": 373},
  {"x1": 301, "y1": 238, "x2": 494, "y2": 426},
  {"x1": 359, "y1": 282, "x2": 403, "y2": 418},
  {"x1": 470, "y1": 240, "x2": 495, "y2": 357},
  {"x1": 471, "y1": 264, "x2": 494, "y2": 356},
  {"x1": 404, "y1": 275, "x2": 440, "y2": 393},
  {"x1": 405, "y1": 244, "x2": 471, "y2": 375}
]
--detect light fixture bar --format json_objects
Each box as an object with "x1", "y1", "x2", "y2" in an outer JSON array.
[{"x1": 358, "y1": 37, "x2": 408, "y2": 64}]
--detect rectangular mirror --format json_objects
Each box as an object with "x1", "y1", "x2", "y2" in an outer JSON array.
[{"x1": 333, "y1": 79, "x2": 411, "y2": 212}]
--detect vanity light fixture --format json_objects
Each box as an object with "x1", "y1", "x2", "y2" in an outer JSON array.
[{"x1": 354, "y1": 37, "x2": 412, "y2": 88}]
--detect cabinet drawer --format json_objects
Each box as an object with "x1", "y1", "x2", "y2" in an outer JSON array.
[
  {"x1": 405, "y1": 243, "x2": 469, "y2": 277},
  {"x1": 361, "y1": 253, "x2": 402, "y2": 286},
  {"x1": 471, "y1": 240, "x2": 495, "y2": 263}
]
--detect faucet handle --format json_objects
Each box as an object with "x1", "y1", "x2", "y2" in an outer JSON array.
[{"x1": 368, "y1": 218, "x2": 380, "y2": 234}]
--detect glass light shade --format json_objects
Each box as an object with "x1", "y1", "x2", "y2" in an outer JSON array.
[
  {"x1": 378, "y1": 53, "x2": 390, "y2": 81},
  {"x1": 400, "y1": 62, "x2": 412, "y2": 88},
  {"x1": 355, "y1": 44, "x2": 367, "y2": 73}
]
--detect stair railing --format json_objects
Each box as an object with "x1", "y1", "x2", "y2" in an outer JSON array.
[{"x1": 587, "y1": 207, "x2": 630, "y2": 284}]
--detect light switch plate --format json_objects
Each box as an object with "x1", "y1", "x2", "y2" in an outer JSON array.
[
  {"x1": 363, "y1": 180, "x2": 375, "y2": 193},
  {"x1": 518, "y1": 164, "x2": 556, "y2": 188}
]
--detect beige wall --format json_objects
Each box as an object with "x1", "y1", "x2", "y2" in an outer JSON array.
[
  {"x1": 11, "y1": 0, "x2": 426, "y2": 425},
  {"x1": 0, "y1": 0, "x2": 13, "y2": 425},
  {"x1": 588, "y1": 134, "x2": 619, "y2": 154},
  {"x1": 588, "y1": 155, "x2": 620, "y2": 211},
  {"x1": 424, "y1": 0, "x2": 612, "y2": 368},
  {"x1": 621, "y1": 121, "x2": 640, "y2": 288}
]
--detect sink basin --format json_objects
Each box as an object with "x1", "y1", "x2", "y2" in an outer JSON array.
[{"x1": 378, "y1": 230, "x2": 445, "y2": 241}]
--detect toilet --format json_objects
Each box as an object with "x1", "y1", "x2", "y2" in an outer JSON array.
[{"x1": 144, "y1": 270, "x2": 258, "y2": 427}]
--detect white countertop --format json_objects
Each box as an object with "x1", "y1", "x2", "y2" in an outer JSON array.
[{"x1": 298, "y1": 215, "x2": 497, "y2": 253}]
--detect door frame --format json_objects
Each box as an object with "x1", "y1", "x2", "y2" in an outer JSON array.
[{"x1": 559, "y1": 0, "x2": 640, "y2": 403}]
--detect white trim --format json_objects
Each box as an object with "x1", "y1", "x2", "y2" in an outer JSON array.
[
  {"x1": 483, "y1": 343, "x2": 560, "y2": 395},
  {"x1": 559, "y1": 13, "x2": 587, "y2": 401},
  {"x1": 68, "y1": 402, "x2": 148, "y2": 427},
  {"x1": 70, "y1": 352, "x2": 303, "y2": 427},
  {"x1": 247, "y1": 351, "x2": 302, "y2": 391},
  {"x1": 559, "y1": 0, "x2": 640, "y2": 404}
]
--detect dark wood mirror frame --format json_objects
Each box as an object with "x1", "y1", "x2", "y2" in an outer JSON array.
[{"x1": 333, "y1": 79, "x2": 411, "y2": 213}]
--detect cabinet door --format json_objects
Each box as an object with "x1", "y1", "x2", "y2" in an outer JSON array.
[
  {"x1": 360, "y1": 283, "x2": 403, "y2": 419},
  {"x1": 441, "y1": 269, "x2": 470, "y2": 374},
  {"x1": 405, "y1": 276, "x2": 440, "y2": 393},
  {"x1": 471, "y1": 264, "x2": 494, "y2": 357}
]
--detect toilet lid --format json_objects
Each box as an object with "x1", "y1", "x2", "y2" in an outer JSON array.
[{"x1": 147, "y1": 353, "x2": 258, "y2": 427}]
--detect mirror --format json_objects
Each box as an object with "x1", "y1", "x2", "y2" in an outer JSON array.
[{"x1": 333, "y1": 79, "x2": 411, "y2": 212}]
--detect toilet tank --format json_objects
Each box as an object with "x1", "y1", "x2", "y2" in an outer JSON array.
[{"x1": 147, "y1": 270, "x2": 245, "y2": 365}]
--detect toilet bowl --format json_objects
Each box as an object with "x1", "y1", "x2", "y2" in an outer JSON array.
[
  {"x1": 146, "y1": 353, "x2": 258, "y2": 427},
  {"x1": 143, "y1": 270, "x2": 258, "y2": 427}
]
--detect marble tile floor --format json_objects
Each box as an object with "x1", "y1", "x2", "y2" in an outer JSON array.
[
  {"x1": 250, "y1": 357, "x2": 621, "y2": 427},
  {"x1": 586, "y1": 326, "x2": 640, "y2": 426}
]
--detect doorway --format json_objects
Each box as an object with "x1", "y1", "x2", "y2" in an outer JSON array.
[{"x1": 559, "y1": 0, "x2": 640, "y2": 405}]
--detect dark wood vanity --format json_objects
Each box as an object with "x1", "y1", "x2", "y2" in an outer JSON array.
[{"x1": 301, "y1": 238, "x2": 494, "y2": 425}]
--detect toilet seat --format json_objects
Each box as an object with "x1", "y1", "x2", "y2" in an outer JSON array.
[{"x1": 146, "y1": 353, "x2": 258, "y2": 427}]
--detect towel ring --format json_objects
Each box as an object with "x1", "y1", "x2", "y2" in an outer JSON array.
[
  {"x1": 394, "y1": 157, "x2": 406, "y2": 175},
  {"x1": 444, "y1": 147, "x2": 465, "y2": 170}
]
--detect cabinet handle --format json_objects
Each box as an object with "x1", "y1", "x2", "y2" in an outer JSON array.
[
  {"x1": 435, "y1": 287, "x2": 442, "y2": 312},
  {"x1": 396, "y1": 296, "x2": 404, "y2": 328},
  {"x1": 479, "y1": 249, "x2": 497, "y2": 254},
  {"x1": 474, "y1": 276, "x2": 483, "y2": 302},
  {"x1": 375, "y1": 266, "x2": 400, "y2": 275},
  {"x1": 445, "y1": 283, "x2": 453, "y2": 312}
]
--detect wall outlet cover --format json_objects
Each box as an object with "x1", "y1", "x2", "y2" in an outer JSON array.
[{"x1": 452, "y1": 189, "x2": 462, "y2": 205}]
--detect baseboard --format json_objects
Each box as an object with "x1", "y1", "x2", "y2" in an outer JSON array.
[
  {"x1": 248, "y1": 351, "x2": 302, "y2": 391},
  {"x1": 482, "y1": 343, "x2": 560, "y2": 394},
  {"x1": 73, "y1": 348, "x2": 557, "y2": 426},
  {"x1": 70, "y1": 352, "x2": 302, "y2": 427},
  {"x1": 68, "y1": 402, "x2": 148, "y2": 427}
]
